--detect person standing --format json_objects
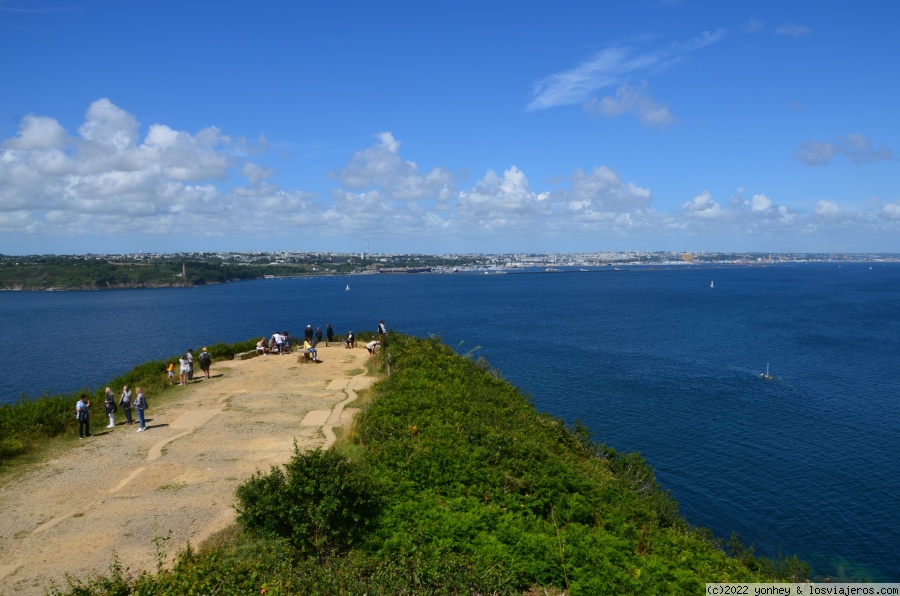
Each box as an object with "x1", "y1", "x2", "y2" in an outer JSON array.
[
  {"x1": 166, "y1": 362, "x2": 175, "y2": 385},
  {"x1": 104, "y1": 387, "x2": 117, "y2": 428},
  {"x1": 326, "y1": 323, "x2": 334, "y2": 345},
  {"x1": 378, "y1": 320, "x2": 387, "y2": 337},
  {"x1": 315, "y1": 326, "x2": 323, "y2": 346},
  {"x1": 187, "y1": 349, "x2": 194, "y2": 380},
  {"x1": 272, "y1": 332, "x2": 283, "y2": 354},
  {"x1": 304, "y1": 325, "x2": 314, "y2": 344},
  {"x1": 76, "y1": 393, "x2": 91, "y2": 439},
  {"x1": 119, "y1": 385, "x2": 133, "y2": 425},
  {"x1": 199, "y1": 347, "x2": 212, "y2": 378},
  {"x1": 345, "y1": 330, "x2": 354, "y2": 349},
  {"x1": 134, "y1": 387, "x2": 147, "y2": 432},
  {"x1": 179, "y1": 353, "x2": 189, "y2": 385}
]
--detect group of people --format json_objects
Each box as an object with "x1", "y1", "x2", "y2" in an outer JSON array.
[
  {"x1": 75, "y1": 322, "x2": 389, "y2": 440},
  {"x1": 167, "y1": 347, "x2": 212, "y2": 385},
  {"x1": 253, "y1": 320, "x2": 388, "y2": 361},
  {"x1": 77, "y1": 384, "x2": 149, "y2": 438}
]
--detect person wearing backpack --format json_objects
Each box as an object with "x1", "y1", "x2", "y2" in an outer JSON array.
[{"x1": 199, "y1": 347, "x2": 212, "y2": 379}]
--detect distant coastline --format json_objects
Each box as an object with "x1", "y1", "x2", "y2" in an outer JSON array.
[{"x1": 2, "y1": 251, "x2": 897, "y2": 291}]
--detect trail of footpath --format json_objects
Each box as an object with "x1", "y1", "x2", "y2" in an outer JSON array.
[{"x1": 0, "y1": 344, "x2": 374, "y2": 595}]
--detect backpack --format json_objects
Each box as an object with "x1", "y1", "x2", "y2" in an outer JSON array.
[{"x1": 200, "y1": 351, "x2": 211, "y2": 365}]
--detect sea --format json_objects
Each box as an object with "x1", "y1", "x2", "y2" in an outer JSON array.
[{"x1": 1, "y1": 262, "x2": 898, "y2": 581}]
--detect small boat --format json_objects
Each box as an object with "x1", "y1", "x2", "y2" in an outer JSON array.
[
  {"x1": 710, "y1": 281, "x2": 714, "y2": 288},
  {"x1": 345, "y1": 284, "x2": 350, "y2": 291},
  {"x1": 760, "y1": 363, "x2": 773, "y2": 380}
]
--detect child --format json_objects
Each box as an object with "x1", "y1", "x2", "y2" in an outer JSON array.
[{"x1": 166, "y1": 362, "x2": 175, "y2": 385}]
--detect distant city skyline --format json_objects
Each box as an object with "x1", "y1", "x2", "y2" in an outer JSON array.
[{"x1": 1, "y1": 1, "x2": 898, "y2": 255}]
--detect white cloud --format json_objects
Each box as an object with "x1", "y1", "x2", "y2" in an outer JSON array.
[
  {"x1": 3, "y1": 115, "x2": 69, "y2": 150},
  {"x1": 682, "y1": 191, "x2": 726, "y2": 219},
  {"x1": 456, "y1": 166, "x2": 548, "y2": 225},
  {"x1": 814, "y1": 200, "x2": 841, "y2": 218},
  {"x1": 241, "y1": 162, "x2": 275, "y2": 184},
  {"x1": 775, "y1": 23, "x2": 811, "y2": 37},
  {"x1": 568, "y1": 166, "x2": 652, "y2": 213},
  {"x1": 882, "y1": 203, "x2": 900, "y2": 221},
  {"x1": 329, "y1": 131, "x2": 454, "y2": 201},
  {"x1": 1, "y1": 99, "x2": 898, "y2": 253},
  {"x1": 750, "y1": 194, "x2": 772, "y2": 211},
  {"x1": 526, "y1": 29, "x2": 724, "y2": 112},
  {"x1": 842, "y1": 134, "x2": 896, "y2": 164},
  {"x1": 743, "y1": 18, "x2": 765, "y2": 33},
  {"x1": 78, "y1": 98, "x2": 140, "y2": 150},
  {"x1": 583, "y1": 82, "x2": 675, "y2": 128},
  {"x1": 795, "y1": 134, "x2": 895, "y2": 166},
  {"x1": 795, "y1": 140, "x2": 840, "y2": 166}
]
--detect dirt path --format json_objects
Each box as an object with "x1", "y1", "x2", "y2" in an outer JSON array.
[{"x1": 0, "y1": 344, "x2": 375, "y2": 595}]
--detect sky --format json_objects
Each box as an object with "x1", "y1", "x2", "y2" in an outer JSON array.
[{"x1": 1, "y1": 0, "x2": 898, "y2": 255}]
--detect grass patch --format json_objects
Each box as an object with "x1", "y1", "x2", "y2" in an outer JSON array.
[{"x1": 157, "y1": 483, "x2": 187, "y2": 492}]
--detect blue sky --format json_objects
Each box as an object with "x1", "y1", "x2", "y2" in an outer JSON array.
[{"x1": 1, "y1": 0, "x2": 898, "y2": 255}]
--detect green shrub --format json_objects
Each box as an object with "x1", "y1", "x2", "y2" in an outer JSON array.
[
  {"x1": 236, "y1": 446, "x2": 382, "y2": 556},
  {"x1": 0, "y1": 437, "x2": 26, "y2": 459}
]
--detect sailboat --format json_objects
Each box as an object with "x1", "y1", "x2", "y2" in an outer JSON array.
[
  {"x1": 710, "y1": 280, "x2": 714, "y2": 288},
  {"x1": 760, "y1": 363, "x2": 773, "y2": 380},
  {"x1": 345, "y1": 284, "x2": 350, "y2": 292}
]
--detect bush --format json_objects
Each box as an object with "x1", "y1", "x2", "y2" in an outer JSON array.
[
  {"x1": 235, "y1": 446, "x2": 382, "y2": 556},
  {"x1": 0, "y1": 437, "x2": 26, "y2": 459}
]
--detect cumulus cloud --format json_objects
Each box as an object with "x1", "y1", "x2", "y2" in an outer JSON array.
[
  {"x1": 796, "y1": 134, "x2": 895, "y2": 166},
  {"x1": 526, "y1": 29, "x2": 724, "y2": 112},
  {"x1": 567, "y1": 166, "x2": 652, "y2": 213},
  {"x1": 0, "y1": 99, "x2": 243, "y2": 236},
  {"x1": 882, "y1": 202, "x2": 900, "y2": 221},
  {"x1": 328, "y1": 131, "x2": 454, "y2": 201},
  {"x1": 79, "y1": 98, "x2": 141, "y2": 150},
  {"x1": 1, "y1": 99, "x2": 898, "y2": 252},
  {"x1": 583, "y1": 82, "x2": 675, "y2": 128},
  {"x1": 455, "y1": 166, "x2": 550, "y2": 231},
  {"x1": 682, "y1": 191, "x2": 726, "y2": 219},
  {"x1": 750, "y1": 194, "x2": 772, "y2": 211},
  {"x1": 241, "y1": 162, "x2": 275, "y2": 184},
  {"x1": 3, "y1": 114, "x2": 70, "y2": 150},
  {"x1": 814, "y1": 200, "x2": 841, "y2": 218}
]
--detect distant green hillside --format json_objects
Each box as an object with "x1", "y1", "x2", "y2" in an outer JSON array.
[
  {"x1": 56, "y1": 334, "x2": 807, "y2": 595},
  {"x1": 0, "y1": 255, "x2": 304, "y2": 289},
  {"x1": 0, "y1": 253, "x2": 484, "y2": 290}
]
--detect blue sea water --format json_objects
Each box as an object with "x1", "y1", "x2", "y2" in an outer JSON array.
[{"x1": 1, "y1": 263, "x2": 898, "y2": 580}]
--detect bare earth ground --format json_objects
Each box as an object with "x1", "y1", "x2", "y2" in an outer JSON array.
[{"x1": 0, "y1": 344, "x2": 375, "y2": 595}]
